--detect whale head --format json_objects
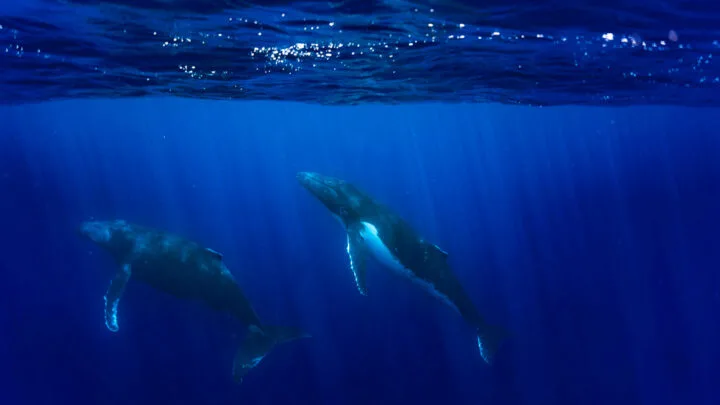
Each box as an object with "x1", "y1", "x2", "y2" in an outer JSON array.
[
  {"x1": 79, "y1": 219, "x2": 130, "y2": 248},
  {"x1": 297, "y1": 172, "x2": 365, "y2": 224}
]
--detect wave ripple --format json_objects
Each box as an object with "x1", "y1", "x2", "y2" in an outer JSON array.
[{"x1": 1, "y1": 0, "x2": 720, "y2": 105}]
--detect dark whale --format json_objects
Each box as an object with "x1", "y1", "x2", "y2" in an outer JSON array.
[{"x1": 79, "y1": 219, "x2": 309, "y2": 383}]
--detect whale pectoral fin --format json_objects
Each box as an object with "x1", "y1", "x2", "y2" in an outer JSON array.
[
  {"x1": 104, "y1": 263, "x2": 131, "y2": 333},
  {"x1": 346, "y1": 229, "x2": 368, "y2": 296}
]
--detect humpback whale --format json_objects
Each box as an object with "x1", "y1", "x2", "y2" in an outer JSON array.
[
  {"x1": 297, "y1": 172, "x2": 506, "y2": 364},
  {"x1": 79, "y1": 219, "x2": 309, "y2": 383}
]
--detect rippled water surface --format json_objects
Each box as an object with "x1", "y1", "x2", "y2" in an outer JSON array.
[{"x1": 1, "y1": 0, "x2": 719, "y2": 105}]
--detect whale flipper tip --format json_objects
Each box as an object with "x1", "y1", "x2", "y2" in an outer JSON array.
[
  {"x1": 103, "y1": 293, "x2": 120, "y2": 332},
  {"x1": 477, "y1": 324, "x2": 508, "y2": 365}
]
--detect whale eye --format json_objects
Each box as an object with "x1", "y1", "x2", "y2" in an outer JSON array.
[{"x1": 339, "y1": 207, "x2": 349, "y2": 217}]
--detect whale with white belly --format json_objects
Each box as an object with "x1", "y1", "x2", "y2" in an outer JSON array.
[{"x1": 296, "y1": 172, "x2": 506, "y2": 364}]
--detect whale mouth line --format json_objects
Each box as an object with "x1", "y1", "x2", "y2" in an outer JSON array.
[
  {"x1": 296, "y1": 171, "x2": 317, "y2": 184},
  {"x1": 296, "y1": 171, "x2": 326, "y2": 194}
]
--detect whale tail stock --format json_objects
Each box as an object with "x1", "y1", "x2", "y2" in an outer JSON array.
[{"x1": 232, "y1": 324, "x2": 310, "y2": 383}]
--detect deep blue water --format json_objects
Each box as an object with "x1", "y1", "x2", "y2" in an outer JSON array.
[
  {"x1": 1, "y1": 0, "x2": 720, "y2": 105},
  {"x1": 1, "y1": 100, "x2": 719, "y2": 405},
  {"x1": 2, "y1": 0, "x2": 720, "y2": 404}
]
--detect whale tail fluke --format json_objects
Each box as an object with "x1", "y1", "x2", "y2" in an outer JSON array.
[
  {"x1": 232, "y1": 324, "x2": 310, "y2": 383},
  {"x1": 476, "y1": 323, "x2": 508, "y2": 365}
]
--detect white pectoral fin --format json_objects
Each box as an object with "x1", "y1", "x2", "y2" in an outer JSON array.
[
  {"x1": 346, "y1": 227, "x2": 368, "y2": 296},
  {"x1": 104, "y1": 263, "x2": 131, "y2": 332}
]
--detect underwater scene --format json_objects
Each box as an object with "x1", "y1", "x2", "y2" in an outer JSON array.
[{"x1": 1, "y1": 1, "x2": 719, "y2": 404}]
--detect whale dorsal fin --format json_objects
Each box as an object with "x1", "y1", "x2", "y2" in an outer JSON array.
[
  {"x1": 204, "y1": 248, "x2": 223, "y2": 261},
  {"x1": 423, "y1": 244, "x2": 448, "y2": 264},
  {"x1": 431, "y1": 244, "x2": 448, "y2": 258}
]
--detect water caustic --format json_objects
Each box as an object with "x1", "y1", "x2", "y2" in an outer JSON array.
[{"x1": 0, "y1": 0, "x2": 719, "y2": 105}]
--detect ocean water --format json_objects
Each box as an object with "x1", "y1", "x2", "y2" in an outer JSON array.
[
  {"x1": 1, "y1": 2, "x2": 720, "y2": 405},
  {"x1": 2, "y1": 0, "x2": 720, "y2": 104}
]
